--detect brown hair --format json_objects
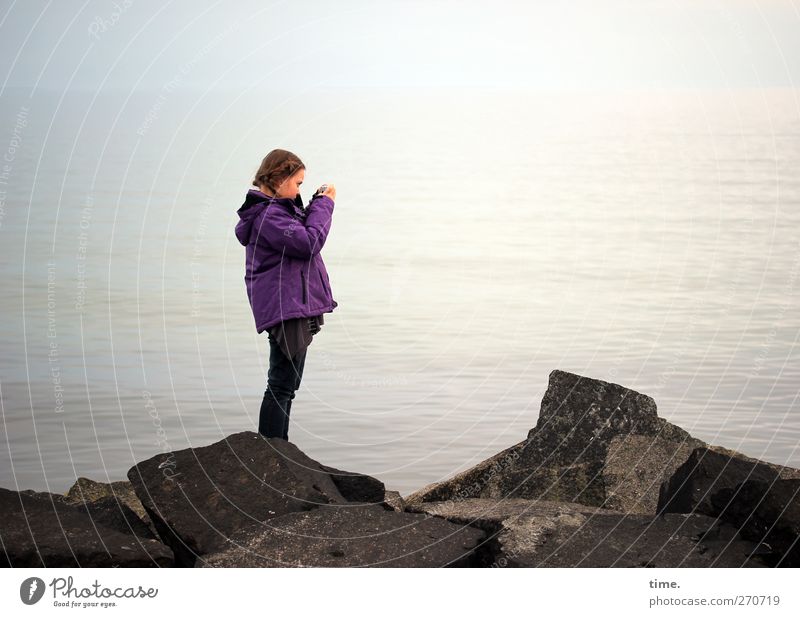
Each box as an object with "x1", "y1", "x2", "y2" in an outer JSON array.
[{"x1": 252, "y1": 149, "x2": 305, "y2": 193}]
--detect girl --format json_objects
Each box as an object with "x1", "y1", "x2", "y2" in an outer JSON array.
[{"x1": 235, "y1": 149, "x2": 338, "y2": 440}]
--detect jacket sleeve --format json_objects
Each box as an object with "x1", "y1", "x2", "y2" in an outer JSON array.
[
  {"x1": 254, "y1": 195, "x2": 335, "y2": 259},
  {"x1": 234, "y1": 218, "x2": 250, "y2": 246}
]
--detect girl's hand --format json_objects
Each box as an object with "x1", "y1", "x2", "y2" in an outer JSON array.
[{"x1": 322, "y1": 183, "x2": 336, "y2": 201}]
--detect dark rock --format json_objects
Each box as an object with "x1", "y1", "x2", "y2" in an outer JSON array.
[
  {"x1": 704, "y1": 444, "x2": 800, "y2": 480},
  {"x1": 318, "y1": 463, "x2": 385, "y2": 503},
  {"x1": 382, "y1": 490, "x2": 405, "y2": 512},
  {"x1": 19, "y1": 484, "x2": 158, "y2": 540},
  {"x1": 10, "y1": 367, "x2": 796, "y2": 569},
  {"x1": 64, "y1": 477, "x2": 157, "y2": 537},
  {"x1": 657, "y1": 447, "x2": 799, "y2": 516},
  {"x1": 0, "y1": 487, "x2": 173, "y2": 567},
  {"x1": 196, "y1": 503, "x2": 485, "y2": 567},
  {"x1": 127, "y1": 432, "x2": 383, "y2": 566},
  {"x1": 407, "y1": 370, "x2": 705, "y2": 512},
  {"x1": 406, "y1": 498, "x2": 617, "y2": 566},
  {"x1": 709, "y1": 478, "x2": 800, "y2": 567},
  {"x1": 19, "y1": 489, "x2": 71, "y2": 506},
  {"x1": 505, "y1": 512, "x2": 767, "y2": 567},
  {"x1": 73, "y1": 496, "x2": 158, "y2": 541},
  {"x1": 503, "y1": 370, "x2": 703, "y2": 506},
  {"x1": 408, "y1": 497, "x2": 768, "y2": 567}
]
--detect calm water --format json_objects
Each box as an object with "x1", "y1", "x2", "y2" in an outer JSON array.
[{"x1": 1, "y1": 86, "x2": 798, "y2": 497}]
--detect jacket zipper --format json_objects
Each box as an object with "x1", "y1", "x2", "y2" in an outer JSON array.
[{"x1": 300, "y1": 270, "x2": 307, "y2": 304}]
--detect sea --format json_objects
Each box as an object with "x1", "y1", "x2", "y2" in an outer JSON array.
[{"x1": 1, "y1": 85, "x2": 798, "y2": 496}]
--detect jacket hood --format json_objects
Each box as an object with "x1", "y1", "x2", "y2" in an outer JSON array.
[{"x1": 235, "y1": 189, "x2": 305, "y2": 246}]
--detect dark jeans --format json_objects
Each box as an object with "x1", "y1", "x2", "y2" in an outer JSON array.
[{"x1": 258, "y1": 332, "x2": 307, "y2": 440}]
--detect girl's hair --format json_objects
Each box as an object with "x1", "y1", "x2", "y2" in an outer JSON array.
[{"x1": 252, "y1": 149, "x2": 305, "y2": 193}]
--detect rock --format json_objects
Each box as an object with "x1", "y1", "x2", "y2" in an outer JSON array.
[
  {"x1": 408, "y1": 497, "x2": 768, "y2": 567},
  {"x1": 62, "y1": 477, "x2": 158, "y2": 540},
  {"x1": 407, "y1": 370, "x2": 704, "y2": 512},
  {"x1": 500, "y1": 511, "x2": 767, "y2": 567},
  {"x1": 406, "y1": 498, "x2": 616, "y2": 566},
  {"x1": 403, "y1": 441, "x2": 526, "y2": 507},
  {"x1": 705, "y1": 444, "x2": 800, "y2": 480},
  {"x1": 318, "y1": 463, "x2": 385, "y2": 503},
  {"x1": 666, "y1": 455, "x2": 800, "y2": 569},
  {"x1": 382, "y1": 490, "x2": 405, "y2": 512},
  {"x1": 0, "y1": 487, "x2": 173, "y2": 567},
  {"x1": 20, "y1": 486, "x2": 157, "y2": 541},
  {"x1": 710, "y1": 478, "x2": 799, "y2": 567},
  {"x1": 657, "y1": 447, "x2": 799, "y2": 516},
  {"x1": 406, "y1": 497, "x2": 613, "y2": 527},
  {"x1": 65, "y1": 477, "x2": 154, "y2": 526},
  {"x1": 126, "y1": 431, "x2": 383, "y2": 566},
  {"x1": 602, "y1": 434, "x2": 704, "y2": 514},
  {"x1": 75, "y1": 496, "x2": 157, "y2": 541},
  {"x1": 8, "y1": 366, "x2": 795, "y2": 569},
  {"x1": 196, "y1": 503, "x2": 485, "y2": 567},
  {"x1": 19, "y1": 489, "x2": 71, "y2": 506}
]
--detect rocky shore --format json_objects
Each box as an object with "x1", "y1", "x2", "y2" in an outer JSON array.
[{"x1": 2, "y1": 369, "x2": 798, "y2": 567}]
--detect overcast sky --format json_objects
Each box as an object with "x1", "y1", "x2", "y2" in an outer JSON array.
[{"x1": 1, "y1": 0, "x2": 799, "y2": 93}]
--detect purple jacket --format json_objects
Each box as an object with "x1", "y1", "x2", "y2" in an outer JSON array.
[{"x1": 235, "y1": 188, "x2": 338, "y2": 333}]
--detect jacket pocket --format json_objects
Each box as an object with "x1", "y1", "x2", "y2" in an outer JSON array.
[
  {"x1": 318, "y1": 270, "x2": 329, "y2": 297},
  {"x1": 300, "y1": 270, "x2": 307, "y2": 304}
]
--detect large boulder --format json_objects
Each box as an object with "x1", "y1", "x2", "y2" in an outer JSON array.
[
  {"x1": 406, "y1": 370, "x2": 705, "y2": 512},
  {"x1": 196, "y1": 503, "x2": 485, "y2": 567},
  {"x1": 126, "y1": 432, "x2": 385, "y2": 566},
  {"x1": 407, "y1": 498, "x2": 770, "y2": 567},
  {"x1": 658, "y1": 447, "x2": 800, "y2": 567},
  {"x1": 711, "y1": 478, "x2": 799, "y2": 567},
  {"x1": 658, "y1": 446, "x2": 800, "y2": 515},
  {"x1": 0, "y1": 487, "x2": 173, "y2": 567}
]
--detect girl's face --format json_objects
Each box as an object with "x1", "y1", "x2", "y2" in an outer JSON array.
[{"x1": 273, "y1": 168, "x2": 305, "y2": 198}]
